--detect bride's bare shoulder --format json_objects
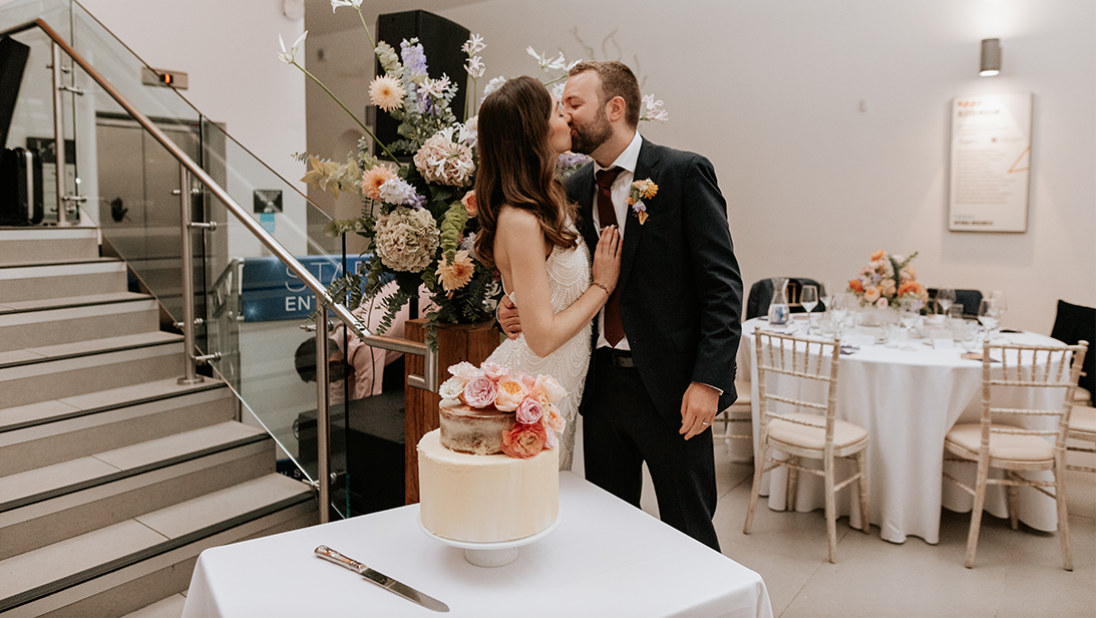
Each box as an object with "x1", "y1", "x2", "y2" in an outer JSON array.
[{"x1": 496, "y1": 205, "x2": 541, "y2": 235}]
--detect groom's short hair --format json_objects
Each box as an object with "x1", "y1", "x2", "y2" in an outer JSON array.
[{"x1": 569, "y1": 60, "x2": 640, "y2": 128}]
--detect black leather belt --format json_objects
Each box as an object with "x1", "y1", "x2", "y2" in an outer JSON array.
[{"x1": 599, "y1": 347, "x2": 635, "y2": 368}]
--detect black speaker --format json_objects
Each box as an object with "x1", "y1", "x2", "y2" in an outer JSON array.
[
  {"x1": 374, "y1": 10, "x2": 470, "y2": 158},
  {"x1": 0, "y1": 36, "x2": 31, "y2": 148}
]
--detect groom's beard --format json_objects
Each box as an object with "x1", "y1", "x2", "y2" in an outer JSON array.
[{"x1": 569, "y1": 108, "x2": 612, "y2": 155}]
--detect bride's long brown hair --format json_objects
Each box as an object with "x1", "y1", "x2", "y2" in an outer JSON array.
[{"x1": 473, "y1": 76, "x2": 578, "y2": 269}]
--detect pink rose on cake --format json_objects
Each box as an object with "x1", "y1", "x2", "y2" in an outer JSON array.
[
  {"x1": 501, "y1": 422, "x2": 548, "y2": 459},
  {"x1": 463, "y1": 375, "x2": 497, "y2": 408},
  {"x1": 545, "y1": 426, "x2": 558, "y2": 449},
  {"x1": 517, "y1": 372, "x2": 537, "y2": 391},
  {"x1": 448, "y1": 361, "x2": 482, "y2": 382},
  {"x1": 481, "y1": 361, "x2": 509, "y2": 382},
  {"x1": 494, "y1": 378, "x2": 528, "y2": 412},
  {"x1": 515, "y1": 397, "x2": 543, "y2": 424},
  {"x1": 533, "y1": 375, "x2": 566, "y2": 404},
  {"x1": 542, "y1": 404, "x2": 566, "y2": 434}
]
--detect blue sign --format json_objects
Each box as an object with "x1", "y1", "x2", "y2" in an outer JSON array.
[{"x1": 240, "y1": 255, "x2": 370, "y2": 322}]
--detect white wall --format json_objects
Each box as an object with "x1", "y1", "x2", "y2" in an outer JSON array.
[
  {"x1": 311, "y1": 0, "x2": 1094, "y2": 333},
  {"x1": 74, "y1": 0, "x2": 307, "y2": 196}
]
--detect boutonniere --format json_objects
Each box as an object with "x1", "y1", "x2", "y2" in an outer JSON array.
[{"x1": 627, "y1": 179, "x2": 658, "y2": 225}]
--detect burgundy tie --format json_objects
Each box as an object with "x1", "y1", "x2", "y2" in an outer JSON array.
[{"x1": 595, "y1": 167, "x2": 625, "y2": 347}]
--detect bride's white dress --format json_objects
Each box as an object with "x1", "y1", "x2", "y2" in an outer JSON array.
[{"x1": 486, "y1": 233, "x2": 591, "y2": 471}]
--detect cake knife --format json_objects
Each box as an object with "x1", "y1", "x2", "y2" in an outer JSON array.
[{"x1": 315, "y1": 545, "x2": 450, "y2": 613}]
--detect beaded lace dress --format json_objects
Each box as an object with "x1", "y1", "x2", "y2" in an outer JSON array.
[{"x1": 486, "y1": 227, "x2": 591, "y2": 470}]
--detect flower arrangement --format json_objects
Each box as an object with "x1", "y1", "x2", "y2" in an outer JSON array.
[
  {"x1": 279, "y1": 3, "x2": 669, "y2": 347},
  {"x1": 440, "y1": 361, "x2": 567, "y2": 459},
  {"x1": 847, "y1": 250, "x2": 928, "y2": 310}
]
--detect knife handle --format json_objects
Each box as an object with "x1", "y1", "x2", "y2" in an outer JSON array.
[{"x1": 315, "y1": 545, "x2": 366, "y2": 574}]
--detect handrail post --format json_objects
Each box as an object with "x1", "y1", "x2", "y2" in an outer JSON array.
[
  {"x1": 177, "y1": 165, "x2": 203, "y2": 385},
  {"x1": 50, "y1": 42, "x2": 68, "y2": 227},
  {"x1": 315, "y1": 310, "x2": 331, "y2": 524}
]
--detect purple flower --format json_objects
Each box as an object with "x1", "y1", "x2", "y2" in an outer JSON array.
[{"x1": 400, "y1": 38, "x2": 428, "y2": 75}]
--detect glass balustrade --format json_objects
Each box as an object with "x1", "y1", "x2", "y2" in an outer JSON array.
[{"x1": 0, "y1": 0, "x2": 414, "y2": 519}]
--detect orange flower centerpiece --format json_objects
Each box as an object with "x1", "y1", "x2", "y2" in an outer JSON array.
[{"x1": 848, "y1": 250, "x2": 928, "y2": 311}]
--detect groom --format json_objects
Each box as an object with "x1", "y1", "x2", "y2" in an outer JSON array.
[{"x1": 502, "y1": 61, "x2": 743, "y2": 551}]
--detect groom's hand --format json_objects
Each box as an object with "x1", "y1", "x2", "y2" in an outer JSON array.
[
  {"x1": 497, "y1": 295, "x2": 522, "y2": 340},
  {"x1": 680, "y1": 382, "x2": 719, "y2": 440}
]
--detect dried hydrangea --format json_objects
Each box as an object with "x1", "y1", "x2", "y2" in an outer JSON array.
[{"x1": 373, "y1": 207, "x2": 439, "y2": 273}]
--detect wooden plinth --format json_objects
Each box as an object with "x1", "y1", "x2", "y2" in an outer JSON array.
[{"x1": 404, "y1": 319, "x2": 500, "y2": 504}]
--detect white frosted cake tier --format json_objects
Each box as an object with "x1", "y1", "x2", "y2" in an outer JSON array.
[{"x1": 417, "y1": 429, "x2": 559, "y2": 543}]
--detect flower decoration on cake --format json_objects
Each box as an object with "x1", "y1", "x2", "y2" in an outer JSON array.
[
  {"x1": 848, "y1": 250, "x2": 928, "y2": 310},
  {"x1": 440, "y1": 361, "x2": 567, "y2": 459},
  {"x1": 627, "y1": 179, "x2": 658, "y2": 225}
]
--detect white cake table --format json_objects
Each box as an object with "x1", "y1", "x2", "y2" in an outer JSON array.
[{"x1": 182, "y1": 472, "x2": 773, "y2": 618}]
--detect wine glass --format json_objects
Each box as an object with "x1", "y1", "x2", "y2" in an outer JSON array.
[
  {"x1": 936, "y1": 288, "x2": 956, "y2": 316},
  {"x1": 990, "y1": 291, "x2": 1008, "y2": 324},
  {"x1": 829, "y1": 293, "x2": 850, "y2": 339},
  {"x1": 978, "y1": 298, "x2": 1001, "y2": 340},
  {"x1": 800, "y1": 285, "x2": 819, "y2": 330},
  {"x1": 821, "y1": 281, "x2": 835, "y2": 313},
  {"x1": 900, "y1": 306, "x2": 919, "y2": 334}
]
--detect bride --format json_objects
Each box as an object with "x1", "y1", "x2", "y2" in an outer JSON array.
[{"x1": 473, "y1": 76, "x2": 622, "y2": 470}]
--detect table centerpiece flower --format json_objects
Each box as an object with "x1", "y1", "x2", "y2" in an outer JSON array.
[
  {"x1": 847, "y1": 249, "x2": 928, "y2": 312},
  {"x1": 279, "y1": 2, "x2": 669, "y2": 348}
]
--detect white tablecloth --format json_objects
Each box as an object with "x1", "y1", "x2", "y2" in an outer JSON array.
[
  {"x1": 740, "y1": 317, "x2": 1065, "y2": 544},
  {"x1": 182, "y1": 473, "x2": 773, "y2": 618}
]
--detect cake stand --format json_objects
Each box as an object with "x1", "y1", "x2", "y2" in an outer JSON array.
[{"x1": 418, "y1": 509, "x2": 563, "y2": 568}]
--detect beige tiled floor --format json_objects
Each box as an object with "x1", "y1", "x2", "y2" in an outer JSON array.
[{"x1": 572, "y1": 419, "x2": 1096, "y2": 617}]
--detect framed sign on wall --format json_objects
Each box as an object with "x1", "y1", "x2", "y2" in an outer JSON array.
[{"x1": 948, "y1": 92, "x2": 1032, "y2": 233}]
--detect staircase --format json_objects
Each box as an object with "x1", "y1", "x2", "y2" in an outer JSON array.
[{"x1": 0, "y1": 227, "x2": 317, "y2": 617}]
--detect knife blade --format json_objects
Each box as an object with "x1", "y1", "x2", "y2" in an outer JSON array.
[{"x1": 314, "y1": 545, "x2": 449, "y2": 613}]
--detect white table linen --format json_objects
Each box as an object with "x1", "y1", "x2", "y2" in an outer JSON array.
[
  {"x1": 740, "y1": 317, "x2": 1065, "y2": 544},
  {"x1": 182, "y1": 472, "x2": 773, "y2": 618}
]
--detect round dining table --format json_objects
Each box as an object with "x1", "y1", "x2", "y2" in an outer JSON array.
[{"x1": 738, "y1": 316, "x2": 1067, "y2": 544}]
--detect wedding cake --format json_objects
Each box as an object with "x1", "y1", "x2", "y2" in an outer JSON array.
[{"x1": 417, "y1": 362, "x2": 566, "y2": 543}]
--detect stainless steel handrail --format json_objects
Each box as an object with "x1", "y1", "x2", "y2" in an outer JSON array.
[{"x1": 21, "y1": 16, "x2": 441, "y2": 523}]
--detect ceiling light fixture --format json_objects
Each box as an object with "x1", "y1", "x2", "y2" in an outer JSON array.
[{"x1": 980, "y1": 38, "x2": 1001, "y2": 77}]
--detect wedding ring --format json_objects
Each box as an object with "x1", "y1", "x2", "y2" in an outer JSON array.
[{"x1": 702, "y1": 421, "x2": 709, "y2": 426}]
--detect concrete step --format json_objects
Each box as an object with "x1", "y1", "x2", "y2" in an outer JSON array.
[
  {"x1": 0, "y1": 260, "x2": 128, "y2": 303},
  {"x1": 0, "y1": 291, "x2": 152, "y2": 316},
  {"x1": 121, "y1": 594, "x2": 186, "y2": 618},
  {"x1": 0, "y1": 343, "x2": 185, "y2": 411},
  {"x1": 0, "y1": 474, "x2": 315, "y2": 616},
  {"x1": 0, "y1": 385, "x2": 235, "y2": 477},
  {"x1": 0, "y1": 422, "x2": 273, "y2": 558},
  {"x1": 0, "y1": 377, "x2": 224, "y2": 434},
  {"x1": 0, "y1": 228, "x2": 100, "y2": 265},
  {"x1": 0, "y1": 331, "x2": 184, "y2": 370},
  {"x1": 0, "y1": 300, "x2": 163, "y2": 354}
]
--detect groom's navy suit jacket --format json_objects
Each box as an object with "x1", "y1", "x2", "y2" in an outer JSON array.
[{"x1": 567, "y1": 137, "x2": 744, "y2": 425}]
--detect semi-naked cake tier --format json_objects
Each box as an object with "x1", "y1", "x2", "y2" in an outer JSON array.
[
  {"x1": 438, "y1": 403, "x2": 513, "y2": 455},
  {"x1": 418, "y1": 428, "x2": 559, "y2": 543}
]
